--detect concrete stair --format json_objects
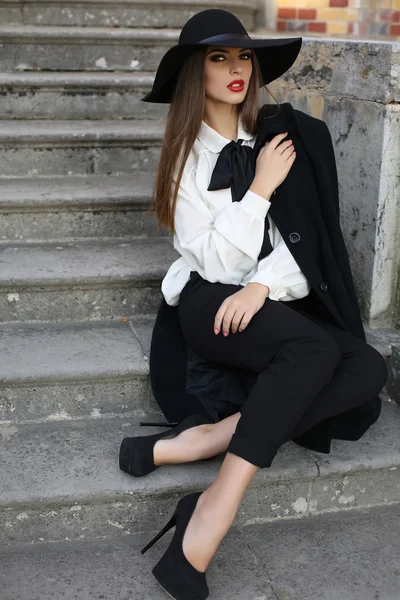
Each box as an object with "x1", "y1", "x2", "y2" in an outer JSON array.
[
  {"x1": 1, "y1": 0, "x2": 257, "y2": 29},
  {"x1": 0, "y1": 316, "x2": 156, "y2": 423},
  {"x1": 0, "y1": 174, "x2": 167, "y2": 242},
  {"x1": 0, "y1": 119, "x2": 163, "y2": 176},
  {"x1": 0, "y1": 2, "x2": 399, "y2": 597},
  {"x1": 1, "y1": 398, "x2": 399, "y2": 550},
  {"x1": 1, "y1": 503, "x2": 400, "y2": 599},
  {"x1": 0, "y1": 237, "x2": 176, "y2": 321},
  {"x1": 0, "y1": 172, "x2": 169, "y2": 245},
  {"x1": 0, "y1": 72, "x2": 166, "y2": 120}
]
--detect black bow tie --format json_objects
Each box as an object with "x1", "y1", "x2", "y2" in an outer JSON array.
[
  {"x1": 207, "y1": 138, "x2": 254, "y2": 203},
  {"x1": 207, "y1": 137, "x2": 273, "y2": 259}
]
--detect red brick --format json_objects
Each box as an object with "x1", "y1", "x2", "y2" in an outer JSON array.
[
  {"x1": 308, "y1": 21, "x2": 327, "y2": 32},
  {"x1": 389, "y1": 23, "x2": 400, "y2": 34},
  {"x1": 277, "y1": 20, "x2": 287, "y2": 31},
  {"x1": 278, "y1": 8, "x2": 297, "y2": 19},
  {"x1": 298, "y1": 9, "x2": 317, "y2": 19},
  {"x1": 329, "y1": 0, "x2": 348, "y2": 7},
  {"x1": 380, "y1": 10, "x2": 398, "y2": 20}
]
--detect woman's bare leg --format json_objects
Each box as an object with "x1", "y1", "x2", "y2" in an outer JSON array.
[
  {"x1": 153, "y1": 412, "x2": 241, "y2": 466},
  {"x1": 183, "y1": 451, "x2": 259, "y2": 572}
]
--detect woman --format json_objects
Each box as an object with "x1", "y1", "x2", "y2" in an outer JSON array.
[{"x1": 119, "y1": 9, "x2": 387, "y2": 599}]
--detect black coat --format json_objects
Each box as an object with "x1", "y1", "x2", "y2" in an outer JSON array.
[{"x1": 150, "y1": 102, "x2": 382, "y2": 454}]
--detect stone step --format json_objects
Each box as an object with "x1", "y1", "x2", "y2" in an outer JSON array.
[
  {"x1": 0, "y1": 119, "x2": 163, "y2": 176},
  {"x1": 2, "y1": 0, "x2": 257, "y2": 29},
  {"x1": 1, "y1": 503, "x2": 399, "y2": 600},
  {"x1": 0, "y1": 316, "x2": 394, "y2": 424},
  {"x1": 0, "y1": 24, "x2": 274, "y2": 72},
  {"x1": 0, "y1": 71, "x2": 166, "y2": 120},
  {"x1": 0, "y1": 173, "x2": 169, "y2": 242},
  {"x1": 0, "y1": 237, "x2": 177, "y2": 322},
  {"x1": 0, "y1": 25, "x2": 178, "y2": 72},
  {"x1": 0, "y1": 316, "x2": 156, "y2": 424},
  {"x1": 1, "y1": 399, "x2": 399, "y2": 549}
]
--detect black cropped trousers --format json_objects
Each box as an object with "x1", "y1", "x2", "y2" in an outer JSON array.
[{"x1": 178, "y1": 272, "x2": 387, "y2": 469}]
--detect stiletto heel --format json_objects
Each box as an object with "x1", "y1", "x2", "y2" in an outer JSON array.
[
  {"x1": 141, "y1": 491, "x2": 209, "y2": 600},
  {"x1": 141, "y1": 512, "x2": 177, "y2": 554},
  {"x1": 119, "y1": 413, "x2": 214, "y2": 477}
]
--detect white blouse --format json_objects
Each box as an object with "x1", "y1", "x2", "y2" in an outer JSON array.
[{"x1": 161, "y1": 114, "x2": 311, "y2": 306}]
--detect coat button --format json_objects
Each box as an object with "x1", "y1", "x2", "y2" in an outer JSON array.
[
  {"x1": 289, "y1": 232, "x2": 301, "y2": 243},
  {"x1": 320, "y1": 281, "x2": 329, "y2": 292}
]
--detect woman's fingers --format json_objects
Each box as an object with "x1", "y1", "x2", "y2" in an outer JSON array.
[
  {"x1": 230, "y1": 310, "x2": 245, "y2": 334},
  {"x1": 222, "y1": 305, "x2": 238, "y2": 336},
  {"x1": 213, "y1": 302, "x2": 227, "y2": 334},
  {"x1": 238, "y1": 312, "x2": 252, "y2": 332}
]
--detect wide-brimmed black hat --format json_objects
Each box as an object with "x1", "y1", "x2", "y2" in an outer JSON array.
[{"x1": 141, "y1": 9, "x2": 302, "y2": 104}]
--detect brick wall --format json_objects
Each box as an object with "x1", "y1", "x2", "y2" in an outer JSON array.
[{"x1": 276, "y1": 0, "x2": 400, "y2": 38}]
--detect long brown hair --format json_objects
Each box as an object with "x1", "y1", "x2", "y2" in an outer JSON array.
[{"x1": 149, "y1": 47, "x2": 280, "y2": 235}]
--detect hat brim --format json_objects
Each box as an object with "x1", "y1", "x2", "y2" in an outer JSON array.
[{"x1": 141, "y1": 36, "x2": 302, "y2": 103}]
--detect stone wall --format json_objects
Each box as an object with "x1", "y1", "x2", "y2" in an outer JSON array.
[{"x1": 262, "y1": 38, "x2": 400, "y2": 328}]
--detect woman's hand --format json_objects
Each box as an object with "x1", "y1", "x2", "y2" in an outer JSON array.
[
  {"x1": 214, "y1": 283, "x2": 270, "y2": 336},
  {"x1": 250, "y1": 132, "x2": 296, "y2": 199}
]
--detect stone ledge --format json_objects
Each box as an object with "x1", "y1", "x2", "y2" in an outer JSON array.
[
  {"x1": 0, "y1": 173, "x2": 155, "y2": 208},
  {"x1": 0, "y1": 237, "x2": 176, "y2": 286},
  {"x1": 0, "y1": 119, "x2": 163, "y2": 144},
  {"x1": 0, "y1": 71, "x2": 155, "y2": 87}
]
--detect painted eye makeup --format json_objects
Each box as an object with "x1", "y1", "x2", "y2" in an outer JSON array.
[{"x1": 209, "y1": 52, "x2": 252, "y2": 62}]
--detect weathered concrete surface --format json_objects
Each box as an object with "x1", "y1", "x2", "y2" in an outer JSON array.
[
  {"x1": 0, "y1": 319, "x2": 153, "y2": 423},
  {"x1": 0, "y1": 72, "x2": 166, "y2": 120},
  {"x1": 0, "y1": 237, "x2": 176, "y2": 321},
  {"x1": 0, "y1": 0, "x2": 255, "y2": 29},
  {"x1": 0, "y1": 528, "x2": 279, "y2": 600},
  {"x1": 2, "y1": 502, "x2": 399, "y2": 600},
  {"x1": 0, "y1": 399, "x2": 398, "y2": 548},
  {"x1": 0, "y1": 25, "x2": 180, "y2": 72},
  {"x1": 240, "y1": 502, "x2": 400, "y2": 600},
  {"x1": 0, "y1": 119, "x2": 163, "y2": 176},
  {"x1": 269, "y1": 38, "x2": 400, "y2": 329},
  {"x1": 0, "y1": 173, "x2": 168, "y2": 242}
]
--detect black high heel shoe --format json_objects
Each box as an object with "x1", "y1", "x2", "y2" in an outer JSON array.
[
  {"x1": 141, "y1": 491, "x2": 209, "y2": 600},
  {"x1": 119, "y1": 413, "x2": 214, "y2": 477}
]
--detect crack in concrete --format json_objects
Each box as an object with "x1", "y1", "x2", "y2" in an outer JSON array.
[{"x1": 236, "y1": 527, "x2": 282, "y2": 600}]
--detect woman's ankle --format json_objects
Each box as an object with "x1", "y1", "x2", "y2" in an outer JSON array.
[{"x1": 153, "y1": 424, "x2": 212, "y2": 465}]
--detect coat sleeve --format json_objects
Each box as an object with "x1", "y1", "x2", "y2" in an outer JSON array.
[{"x1": 172, "y1": 161, "x2": 272, "y2": 285}]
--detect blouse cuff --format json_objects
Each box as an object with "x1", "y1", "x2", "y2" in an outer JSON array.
[
  {"x1": 240, "y1": 189, "x2": 271, "y2": 220},
  {"x1": 247, "y1": 271, "x2": 285, "y2": 301}
]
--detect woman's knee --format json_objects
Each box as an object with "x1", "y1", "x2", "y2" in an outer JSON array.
[{"x1": 359, "y1": 343, "x2": 388, "y2": 391}]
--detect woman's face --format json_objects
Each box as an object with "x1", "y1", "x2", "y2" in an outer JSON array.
[{"x1": 203, "y1": 46, "x2": 253, "y2": 104}]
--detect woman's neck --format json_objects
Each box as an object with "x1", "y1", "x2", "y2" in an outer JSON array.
[{"x1": 203, "y1": 104, "x2": 239, "y2": 141}]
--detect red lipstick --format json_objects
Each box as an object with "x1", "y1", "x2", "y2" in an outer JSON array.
[{"x1": 227, "y1": 79, "x2": 245, "y2": 92}]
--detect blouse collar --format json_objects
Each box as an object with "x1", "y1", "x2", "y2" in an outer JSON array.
[{"x1": 197, "y1": 114, "x2": 255, "y2": 154}]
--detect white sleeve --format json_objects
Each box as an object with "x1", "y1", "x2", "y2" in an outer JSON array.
[
  {"x1": 246, "y1": 237, "x2": 311, "y2": 301},
  {"x1": 173, "y1": 163, "x2": 272, "y2": 285}
]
